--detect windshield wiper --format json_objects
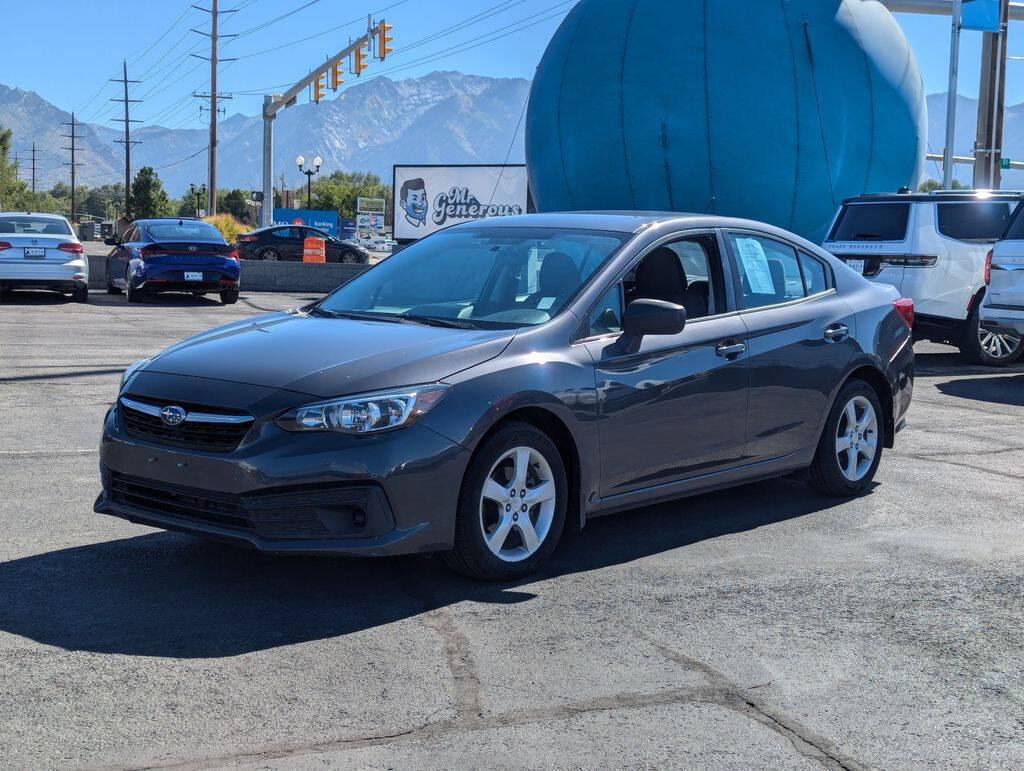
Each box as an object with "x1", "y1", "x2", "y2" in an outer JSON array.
[
  {"x1": 309, "y1": 307, "x2": 406, "y2": 323},
  {"x1": 397, "y1": 313, "x2": 478, "y2": 329}
]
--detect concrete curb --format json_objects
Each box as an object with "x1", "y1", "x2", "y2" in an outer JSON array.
[{"x1": 87, "y1": 254, "x2": 369, "y2": 293}]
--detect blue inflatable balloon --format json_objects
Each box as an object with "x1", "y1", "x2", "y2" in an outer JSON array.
[{"x1": 526, "y1": 0, "x2": 926, "y2": 243}]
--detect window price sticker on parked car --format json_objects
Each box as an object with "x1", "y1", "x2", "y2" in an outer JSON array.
[
  {"x1": 734, "y1": 237, "x2": 775, "y2": 294},
  {"x1": 184, "y1": 271, "x2": 203, "y2": 281}
]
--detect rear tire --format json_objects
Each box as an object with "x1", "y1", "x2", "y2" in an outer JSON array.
[
  {"x1": 125, "y1": 271, "x2": 143, "y2": 303},
  {"x1": 443, "y1": 422, "x2": 567, "y2": 582},
  {"x1": 809, "y1": 380, "x2": 883, "y2": 497},
  {"x1": 220, "y1": 288, "x2": 239, "y2": 305},
  {"x1": 959, "y1": 302, "x2": 1022, "y2": 366},
  {"x1": 72, "y1": 286, "x2": 88, "y2": 303}
]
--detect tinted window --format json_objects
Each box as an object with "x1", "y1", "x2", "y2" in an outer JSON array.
[
  {"x1": 1003, "y1": 204, "x2": 1024, "y2": 240},
  {"x1": 146, "y1": 222, "x2": 225, "y2": 243},
  {"x1": 936, "y1": 201, "x2": 1015, "y2": 242},
  {"x1": 827, "y1": 203, "x2": 910, "y2": 242},
  {"x1": 728, "y1": 233, "x2": 806, "y2": 309},
  {"x1": 320, "y1": 227, "x2": 628, "y2": 328},
  {"x1": 0, "y1": 216, "x2": 72, "y2": 236},
  {"x1": 799, "y1": 252, "x2": 829, "y2": 295}
]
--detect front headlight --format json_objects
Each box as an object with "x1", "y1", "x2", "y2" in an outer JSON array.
[
  {"x1": 120, "y1": 357, "x2": 151, "y2": 391},
  {"x1": 276, "y1": 384, "x2": 450, "y2": 434}
]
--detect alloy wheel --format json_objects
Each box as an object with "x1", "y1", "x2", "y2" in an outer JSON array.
[
  {"x1": 978, "y1": 326, "x2": 1021, "y2": 361},
  {"x1": 479, "y1": 446, "x2": 556, "y2": 563},
  {"x1": 263, "y1": 249, "x2": 280, "y2": 261},
  {"x1": 835, "y1": 395, "x2": 878, "y2": 482}
]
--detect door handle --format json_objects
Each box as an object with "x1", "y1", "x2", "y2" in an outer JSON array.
[
  {"x1": 824, "y1": 324, "x2": 849, "y2": 342},
  {"x1": 715, "y1": 341, "x2": 747, "y2": 359}
]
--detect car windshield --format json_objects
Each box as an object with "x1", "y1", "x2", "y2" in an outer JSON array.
[
  {"x1": 145, "y1": 221, "x2": 225, "y2": 243},
  {"x1": 0, "y1": 216, "x2": 72, "y2": 236},
  {"x1": 317, "y1": 226, "x2": 629, "y2": 328}
]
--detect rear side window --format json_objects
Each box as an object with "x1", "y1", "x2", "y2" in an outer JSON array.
[
  {"x1": 799, "y1": 252, "x2": 829, "y2": 295},
  {"x1": 727, "y1": 233, "x2": 806, "y2": 309},
  {"x1": 827, "y1": 203, "x2": 910, "y2": 242},
  {"x1": 936, "y1": 201, "x2": 1015, "y2": 242}
]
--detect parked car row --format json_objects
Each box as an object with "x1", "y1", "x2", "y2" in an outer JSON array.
[
  {"x1": 236, "y1": 224, "x2": 369, "y2": 263},
  {"x1": 822, "y1": 189, "x2": 1023, "y2": 366}
]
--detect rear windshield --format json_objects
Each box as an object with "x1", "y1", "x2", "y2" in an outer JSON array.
[
  {"x1": 827, "y1": 203, "x2": 910, "y2": 242},
  {"x1": 0, "y1": 216, "x2": 72, "y2": 236},
  {"x1": 936, "y1": 201, "x2": 1016, "y2": 242},
  {"x1": 145, "y1": 221, "x2": 225, "y2": 243}
]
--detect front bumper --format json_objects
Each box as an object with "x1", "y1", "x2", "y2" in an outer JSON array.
[{"x1": 95, "y1": 398, "x2": 471, "y2": 556}]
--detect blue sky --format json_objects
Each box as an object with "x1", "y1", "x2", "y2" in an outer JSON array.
[{"x1": 3, "y1": 1, "x2": 1024, "y2": 129}]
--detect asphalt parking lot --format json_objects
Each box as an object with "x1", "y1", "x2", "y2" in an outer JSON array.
[{"x1": 1, "y1": 289, "x2": 1022, "y2": 769}]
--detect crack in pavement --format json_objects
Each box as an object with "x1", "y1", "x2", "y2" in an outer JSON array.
[
  {"x1": 647, "y1": 640, "x2": 863, "y2": 771},
  {"x1": 904, "y1": 453, "x2": 1024, "y2": 482}
]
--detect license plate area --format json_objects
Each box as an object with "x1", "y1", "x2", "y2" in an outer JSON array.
[
  {"x1": 184, "y1": 271, "x2": 203, "y2": 282},
  {"x1": 24, "y1": 247, "x2": 45, "y2": 258},
  {"x1": 845, "y1": 259, "x2": 865, "y2": 275}
]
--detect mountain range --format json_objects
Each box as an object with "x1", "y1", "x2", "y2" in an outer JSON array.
[
  {"x1": 0, "y1": 72, "x2": 529, "y2": 197},
  {"x1": 4, "y1": 78, "x2": 1024, "y2": 199}
]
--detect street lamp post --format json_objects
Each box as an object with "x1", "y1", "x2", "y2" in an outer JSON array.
[
  {"x1": 296, "y1": 155, "x2": 322, "y2": 208},
  {"x1": 189, "y1": 183, "x2": 207, "y2": 218}
]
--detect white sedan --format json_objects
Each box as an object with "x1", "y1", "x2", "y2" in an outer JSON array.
[{"x1": 0, "y1": 212, "x2": 88, "y2": 302}]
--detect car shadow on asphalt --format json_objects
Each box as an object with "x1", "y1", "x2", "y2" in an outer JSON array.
[
  {"x1": 0, "y1": 478, "x2": 860, "y2": 659},
  {"x1": 913, "y1": 349, "x2": 1024, "y2": 377},
  {"x1": 935, "y1": 374, "x2": 1024, "y2": 407}
]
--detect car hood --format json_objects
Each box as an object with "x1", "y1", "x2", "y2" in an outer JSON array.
[{"x1": 143, "y1": 311, "x2": 516, "y2": 398}]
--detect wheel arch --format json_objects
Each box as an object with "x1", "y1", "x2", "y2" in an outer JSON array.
[{"x1": 469, "y1": 405, "x2": 584, "y2": 534}]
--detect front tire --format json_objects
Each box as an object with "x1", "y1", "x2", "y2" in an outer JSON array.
[
  {"x1": 444, "y1": 422, "x2": 568, "y2": 581},
  {"x1": 959, "y1": 302, "x2": 1022, "y2": 366},
  {"x1": 106, "y1": 265, "x2": 121, "y2": 294},
  {"x1": 809, "y1": 380, "x2": 883, "y2": 497},
  {"x1": 340, "y1": 250, "x2": 362, "y2": 264},
  {"x1": 261, "y1": 248, "x2": 280, "y2": 262}
]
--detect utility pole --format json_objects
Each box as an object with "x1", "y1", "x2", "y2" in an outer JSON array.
[
  {"x1": 111, "y1": 60, "x2": 141, "y2": 219},
  {"x1": 974, "y1": 0, "x2": 1010, "y2": 188},
  {"x1": 191, "y1": 0, "x2": 237, "y2": 217},
  {"x1": 60, "y1": 113, "x2": 84, "y2": 223},
  {"x1": 30, "y1": 141, "x2": 36, "y2": 194},
  {"x1": 943, "y1": 0, "x2": 963, "y2": 189}
]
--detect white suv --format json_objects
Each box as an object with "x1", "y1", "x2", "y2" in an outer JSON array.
[
  {"x1": 822, "y1": 191, "x2": 1022, "y2": 366},
  {"x1": 980, "y1": 207, "x2": 1024, "y2": 346}
]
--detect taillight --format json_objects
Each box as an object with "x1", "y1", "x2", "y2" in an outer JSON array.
[
  {"x1": 984, "y1": 249, "x2": 992, "y2": 285},
  {"x1": 0, "y1": 241, "x2": 11, "y2": 251},
  {"x1": 893, "y1": 297, "x2": 914, "y2": 329},
  {"x1": 139, "y1": 245, "x2": 163, "y2": 259},
  {"x1": 57, "y1": 242, "x2": 84, "y2": 254},
  {"x1": 237, "y1": 235, "x2": 257, "y2": 243},
  {"x1": 227, "y1": 248, "x2": 240, "y2": 262},
  {"x1": 881, "y1": 255, "x2": 938, "y2": 267}
]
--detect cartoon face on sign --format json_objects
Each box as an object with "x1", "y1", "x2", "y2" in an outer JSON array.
[{"x1": 399, "y1": 178, "x2": 428, "y2": 228}]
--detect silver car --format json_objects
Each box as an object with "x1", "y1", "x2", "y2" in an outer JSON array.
[{"x1": 0, "y1": 213, "x2": 89, "y2": 302}]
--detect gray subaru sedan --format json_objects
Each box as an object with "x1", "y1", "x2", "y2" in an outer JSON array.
[{"x1": 95, "y1": 212, "x2": 914, "y2": 580}]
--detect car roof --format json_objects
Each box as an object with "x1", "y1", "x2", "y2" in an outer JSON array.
[
  {"x1": 841, "y1": 191, "x2": 1024, "y2": 205},
  {"x1": 135, "y1": 218, "x2": 206, "y2": 224},
  {"x1": 0, "y1": 212, "x2": 70, "y2": 219}
]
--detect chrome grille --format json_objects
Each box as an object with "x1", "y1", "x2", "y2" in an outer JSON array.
[{"x1": 119, "y1": 396, "x2": 253, "y2": 452}]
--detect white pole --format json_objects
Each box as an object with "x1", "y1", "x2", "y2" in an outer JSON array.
[
  {"x1": 990, "y1": 16, "x2": 1005, "y2": 186},
  {"x1": 944, "y1": 0, "x2": 963, "y2": 189}
]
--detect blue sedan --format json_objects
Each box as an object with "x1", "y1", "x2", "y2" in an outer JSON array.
[{"x1": 105, "y1": 218, "x2": 241, "y2": 304}]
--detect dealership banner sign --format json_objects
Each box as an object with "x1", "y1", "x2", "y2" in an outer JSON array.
[
  {"x1": 392, "y1": 164, "x2": 528, "y2": 240},
  {"x1": 273, "y1": 208, "x2": 339, "y2": 237}
]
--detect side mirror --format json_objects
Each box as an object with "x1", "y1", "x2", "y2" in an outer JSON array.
[
  {"x1": 619, "y1": 299, "x2": 686, "y2": 352},
  {"x1": 104, "y1": 237, "x2": 119, "y2": 246}
]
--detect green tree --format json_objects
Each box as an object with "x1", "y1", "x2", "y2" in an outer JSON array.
[
  {"x1": 0, "y1": 124, "x2": 30, "y2": 211},
  {"x1": 308, "y1": 170, "x2": 391, "y2": 219},
  {"x1": 177, "y1": 187, "x2": 207, "y2": 218},
  {"x1": 918, "y1": 177, "x2": 967, "y2": 192},
  {"x1": 130, "y1": 167, "x2": 172, "y2": 218},
  {"x1": 217, "y1": 188, "x2": 253, "y2": 224}
]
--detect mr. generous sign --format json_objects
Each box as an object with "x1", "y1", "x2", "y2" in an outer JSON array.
[
  {"x1": 392, "y1": 164, "x2": 529, "y2": 241},
  {"x1": 431, "y1": 186, "x2": 523, "y2": 227}
]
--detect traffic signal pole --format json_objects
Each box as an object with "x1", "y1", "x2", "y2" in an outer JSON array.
[{"x1": 260, "y1": 18, "x2": 390, "y2": 226}]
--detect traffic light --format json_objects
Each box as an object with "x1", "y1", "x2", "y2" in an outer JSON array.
[
  {"x1": 313, "y1": 70, "x2": 326, "y2": 103},
  {"x1": 377, "y1": 20, "x2": 393, "y2": 60},
  {"x1": 330, "y1": 61, "x2": 344, "y2": 90},
  {"x1": 353, "y1": 40, "x2": 367, "y2": 76}
]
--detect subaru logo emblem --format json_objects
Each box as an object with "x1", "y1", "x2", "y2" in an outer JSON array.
[{"x1": 160, "y1": 406, "x2": 186, "y2": 426}]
